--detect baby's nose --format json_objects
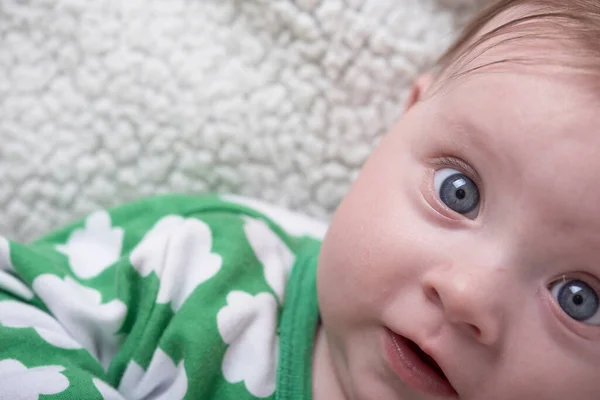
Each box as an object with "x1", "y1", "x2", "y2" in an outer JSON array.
[{"x1": 422, "y1": 263, "x2": 507, "y2": 346}]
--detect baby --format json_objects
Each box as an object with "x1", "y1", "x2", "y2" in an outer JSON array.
[{"x1": 1, "y1": 0, "x2": 600, "y2": 399}]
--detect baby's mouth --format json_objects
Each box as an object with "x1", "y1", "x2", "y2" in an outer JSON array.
[
  {"x1": 385, "y1": 329, "x2": 457, "y2": 397},
  {"x1": 404, "y1": 337, "x2": 448, "y2": 381}
]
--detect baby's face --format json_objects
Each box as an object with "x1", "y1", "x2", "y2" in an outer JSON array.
[{"x1": 317, "y1": 46, "x2": 600, "y2": 398}]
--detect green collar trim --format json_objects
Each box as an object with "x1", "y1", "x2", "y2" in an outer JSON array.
[{"x1": 277, "y1": 240, "x2": 320, "y2": 400}]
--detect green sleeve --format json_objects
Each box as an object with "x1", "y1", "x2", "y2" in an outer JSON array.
[{"x1": 0, "y1": 194, "x2": 326, "y2": 399}]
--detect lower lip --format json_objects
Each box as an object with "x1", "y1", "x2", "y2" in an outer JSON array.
[{"x1": 384, "y1": 329, "x2": 457, "y2": 398}]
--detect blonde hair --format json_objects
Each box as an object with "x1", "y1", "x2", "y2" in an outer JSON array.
[{"x1": 435, "y1": 0, "x2": 600, "y2": 80}]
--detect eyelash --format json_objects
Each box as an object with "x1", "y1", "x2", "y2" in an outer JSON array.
[
  {"x1": 548, "y1": 273, "x2": 600, "y2": 317},
  {"x1": 432, "y1": 157, "x2": 480, "y2": 184},
  {"x1": 544, "y1": 279, "x2": 600, "y2": 340},
  {"x1": 426, "y1": 156, "x2": 483, "y2": 218}
]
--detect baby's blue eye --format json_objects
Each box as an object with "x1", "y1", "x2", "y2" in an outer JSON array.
[
  {"x1": 433, "y1": 168, "x2": 480, "y2": 218},
  {"x1": 550, "y1": 279, "x2": 600, "y2": 324}
]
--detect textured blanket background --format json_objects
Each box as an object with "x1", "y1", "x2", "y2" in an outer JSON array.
[{"x1": 1, "y1": 0, "x2": 485, "y2": 241}]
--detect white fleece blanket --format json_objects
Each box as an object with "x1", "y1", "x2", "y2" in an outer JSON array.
[{"x1": 0, "y1": 0, "x2": 485, "y2": 241}]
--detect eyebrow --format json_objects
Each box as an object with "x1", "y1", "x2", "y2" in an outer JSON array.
[
  {"x1": 432, "y1": 110, "x2": 514, "y2": 176},
  {"x1": 434, "y1": 111, "x2": 493, "y2": 153}
]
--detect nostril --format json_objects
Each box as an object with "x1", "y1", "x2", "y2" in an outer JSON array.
[
  {"x1": 468, "y1": 324, "x2": 481, "y2": 339},
  {"x1": 425, "y1": 285, "x2": 441, "y2": 304},
  {"x1": 423, "y1": 274, "x2": 495, "y2": 344}
]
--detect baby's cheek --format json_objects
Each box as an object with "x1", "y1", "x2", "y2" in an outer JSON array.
[
  {"x1": 317, "y1": 229, "x2": 377, "y2": 324},
  {"x1": 317, "y1": 215, "x2": 419, "y2": 326},
  {"x1": 317, "y1": 152, "x2": 433, "y2": 323}
]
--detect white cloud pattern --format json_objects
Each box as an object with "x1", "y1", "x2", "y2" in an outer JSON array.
[
  {"x1": 0, "y1": 237, "x2": 34, "y2": 300},
  {"x1": 93, "y1": 378, "x2": 126, "y2": 400},
  {"x1": 56, "y1": 210, "x2": 124, "y2": 279},
  {"x1": 112, "y1": 348, "x2": 188, "y2": 399},
  {"x1": 218, "y1": 291, "x2": 279, "y2": 398},
  {"x1": 0, "y1": 300, "x2": 82, "y2": 349},
  {"x1": 130, "y1": 216, "x2": 222, "y2": 312},
  {"x1": 221, "y1": 194, "x2": 328, "y2": 239},
  {"x1": 32, "y1": 275, "x2": 127, "y2": 370},
  {"x1": 0, "y1": 359, "x2": 69, "y2": 399},
  {"x1": 0, "y1": 237, "x2": 12, "y2": 272},
  {"x1": 243, "y1": 217, "x2": 295, "y2": 303}
]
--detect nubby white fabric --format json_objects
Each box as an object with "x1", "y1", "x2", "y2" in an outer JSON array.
[{"x1": 0, "y1": 0, "x2": 485, "y2": 241}]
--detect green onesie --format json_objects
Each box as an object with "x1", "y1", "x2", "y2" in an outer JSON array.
[{"x1": 0, "y1": 194, "x2": 325, "y2": 400}]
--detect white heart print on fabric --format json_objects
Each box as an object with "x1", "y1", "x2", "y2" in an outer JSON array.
[
  {"x1": 0, "y1": 237, "x2": 35, "y2": 301},
  {"x1": 93, "y1": 348, "x2": 188, "y2": 400},
  {"x1": 130, "y1": 216, "x2": 223, "y2": 312},
  {"x1": 32, "y1": 275, "x2": 127, "y2": 370},
  {"x1": 218, "y1": 291, "x2": 279, "y2": 398},
  {"x1": 56, "y1": 210, "x2": 124, "y2": 279},
  {"x1": 0, "y1": 359, "x2": 69, "y2": 399},
  {"x1": 0, "y1": 300, "x2": 81, "y2": 349}
]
